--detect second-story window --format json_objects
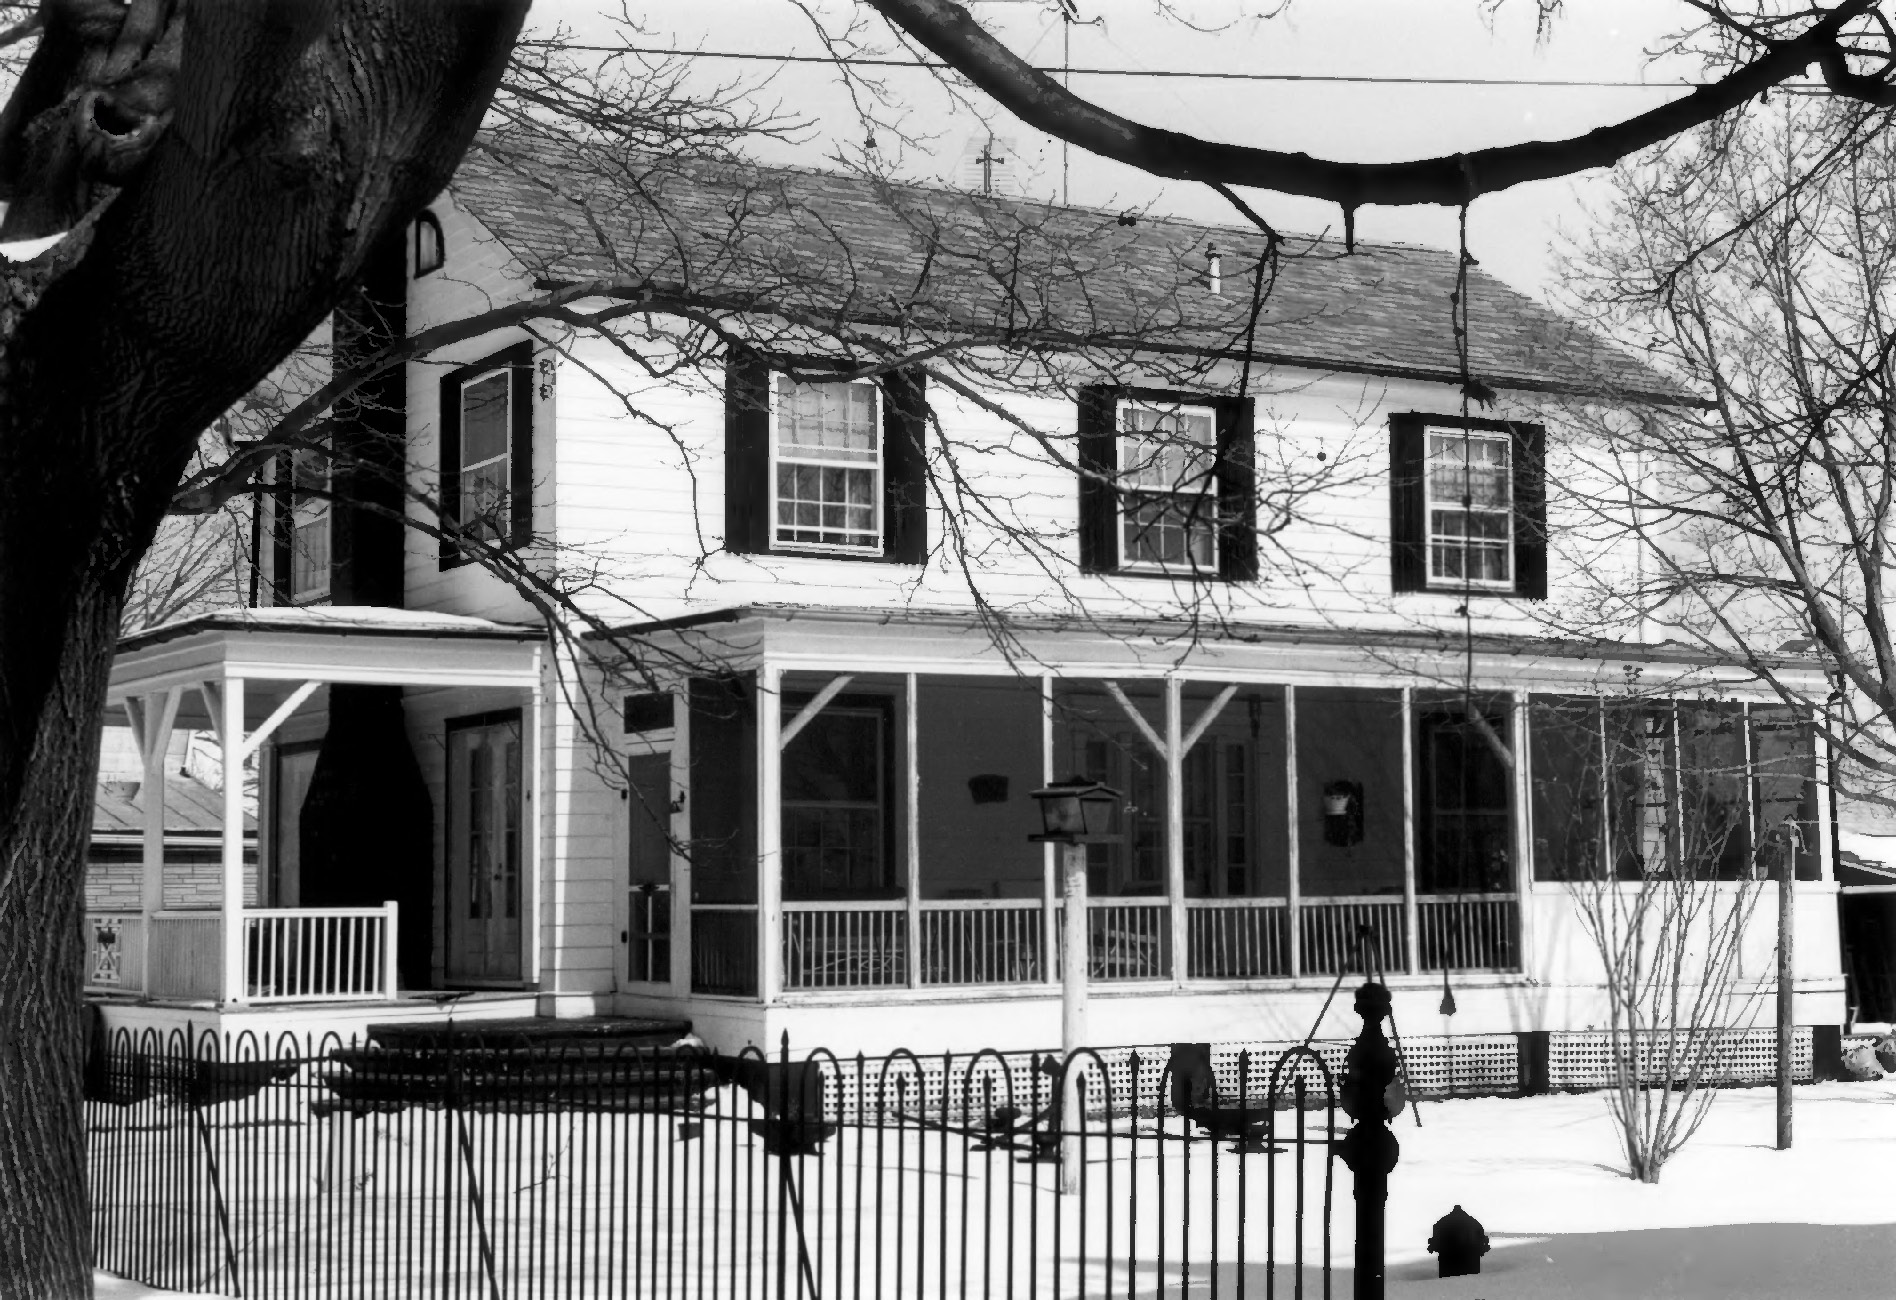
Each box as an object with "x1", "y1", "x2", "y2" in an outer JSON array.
[
  {"x1": 772, "y1": 374, "x2": 882, "y2": 552},
  {"x1": 724, "y1": 348, "x2": 928, "y2": 563},
  {"x1": 1425, "y1": 427, "x2": 1513, "y2": 587},
  {"x1": 1076, "y1": 386, "x2": 1258, "y2": 581},
  {"x1": 288, "y1": 445, "x2": 331, "y2": 601},
  {"x1": 1118, "y1": 402, "x2": 1220, "y2": 570},
  {"x1": 439, "y1": 342, "x2": 534, "y2": 569},
  {"x1": 1391, "y1": 413, "x2": 1546, "y2": 599}
]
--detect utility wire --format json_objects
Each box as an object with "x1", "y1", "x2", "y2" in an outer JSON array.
[{"x1": 517, "y1": 42, "x2": 1762, "y2": 90}]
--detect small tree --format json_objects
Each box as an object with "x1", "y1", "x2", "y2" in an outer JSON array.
[{"x1": 1533, "y1": 692, "x2": 1796, "y2": 1181}]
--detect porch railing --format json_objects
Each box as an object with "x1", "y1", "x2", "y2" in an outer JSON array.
[
  {"x1": 921, "y1": 899, "x2": 1043, "y2": 985},
  {"x1": 242, "y1": 904, "x2": 398, "y2": 1003},
  {"x1": 83, "y1": 912, "x2": 146, "y2": 995},
  {"x1": 783, "y1": 902, "x2": 907, "y2": 990},
  {"x1": 770, "y1": 893, "x2": 1521, "y2": 993},
  {"x1": 1186, "y1": 898, "x2": 1290, "y2": 979},
  {"x1": 147, "y1": 913, "x2": 223, "y2": 1001}
]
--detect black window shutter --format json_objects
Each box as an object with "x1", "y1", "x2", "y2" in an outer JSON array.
[
  {"x1": 1389, "y1": 413, "x2": 1427, "y2": 592},
  {"x1": 724, "y1": 346, "x2": 771, "y2": 554},
  {"x1": 437, "y1": 368, "x2": 463, "y2": 569},
  {"x1": 881, "y1": 368, "x2": 928, "y2": 563},
  {"x1": 271, "y1": 450, "x2": 293, "y2": 602},
  {"x1": 509, "y1": 348, "x2": 534, "y2": 548},
  {"x1": 1217, "y1": 397, "x2": 1259, "y2": 582},
  {"x1": 1076, "y1": 386, "x2": 1118, "y2": 573},
  {"x1": 1512, "y1": 421, "x2": 1548, "y2": 600}
]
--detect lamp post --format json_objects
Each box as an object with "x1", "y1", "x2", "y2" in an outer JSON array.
[{"x1": 1030, "y1": 778, "x2": 1121, "y2": 1195}]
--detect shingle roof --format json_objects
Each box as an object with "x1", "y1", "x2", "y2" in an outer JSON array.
[
  {"x1": 453, "y1": 136, "x2": 1683, "y2": 403},
  {"x1": 93, "y1": 774, "x2": 255, "y2": 838}
]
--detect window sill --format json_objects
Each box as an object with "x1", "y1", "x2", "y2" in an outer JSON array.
[{"x1": 751, "y1": 545, "x2": 917, "y2": 566}]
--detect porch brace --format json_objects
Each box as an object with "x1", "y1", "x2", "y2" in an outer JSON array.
[{"x1": 779, "y1": 675, "x2": 854, "y2": 751}]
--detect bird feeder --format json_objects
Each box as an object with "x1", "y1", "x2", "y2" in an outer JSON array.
[{"x1": 1028, "y1": 778, "x2": 1121, "y2": 844}]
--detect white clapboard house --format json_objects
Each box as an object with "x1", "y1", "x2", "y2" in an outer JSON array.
[{"x1": 84, "y1": 137, "x2": 1848, "y2": 1058}]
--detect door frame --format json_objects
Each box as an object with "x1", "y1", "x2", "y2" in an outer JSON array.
[{"x1": 444, "y1": 707, "x2": 527, "y2": 986}]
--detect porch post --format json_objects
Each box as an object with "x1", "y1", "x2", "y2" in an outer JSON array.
[
  {"x1": 1042, "y1": 676, "x2": 1058, "y2": 987},
  {"x1": 906, "y1": 673, "x2": 921, "y2": 989},
  {"x1": 525, "y1": 654, "x2": 545, "y2": 990},
  {"x1": 136, "y1": 688, "x2": 181, "y2": 993},
  {"x1": 1401, "y1": 687, "x2": 1419, "y2": 976},
  {"x1": 1511, "y1": 692, "x2": 1535, "y2": 975},
  {"x1": 670, "y1": 690, "x2": 693, "y2": 990},
  {"x1": 759, "y1": 664, "x2": 783, "y2": 1005},
  {"x1": 220, "y1": 675, "x2": 247, "y2": 1005},
  {"x1": 1285, "y1": 685, "x2": 1301, "y2": 979},
  {"x1": 1165, "y1": 676, "x2": 1186, "y2": 987}
]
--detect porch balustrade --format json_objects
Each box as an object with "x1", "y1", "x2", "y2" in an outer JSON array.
[
  {"x1": 766, "y1": 893, "x2": 1521, "y2": 994},
  {"x1": 83, "y1": 905, "x2": 399, "y2": 1004}
]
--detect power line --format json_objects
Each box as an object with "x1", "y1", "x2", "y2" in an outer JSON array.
[{"x1": 516, "y1": 41, "x2": 1775, "y2": 91}]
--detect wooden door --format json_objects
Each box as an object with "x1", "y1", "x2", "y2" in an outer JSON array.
[
  {"x1": 447, "y1": 713, "x2": 523, "y2": 983},
  {"x1": 625, "y1": 752, "x2": 673, "y2": 985}
]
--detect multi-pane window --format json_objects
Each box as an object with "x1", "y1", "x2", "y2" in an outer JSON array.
[
  {"x1": 288, "y1": 446, "x2": 330, "y2": 602},
  {"x1": 781, "y1": 705, "x2": 890, "y2": 898},
  {"x1": 772, "y1": 376, "x2": 881, "y2": 551},
  {"x1": 458, "y1": 368, "x2": 512, "y2": 544},
  {"x1": 1119, "y1": 404, "x2": 1219, "y2": 570},
  {"x1": 1425, "y1": 428, "x2": 1513, "y2": 585}
]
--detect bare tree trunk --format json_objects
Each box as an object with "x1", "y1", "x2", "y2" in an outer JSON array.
[{"x1": 0, "y1": 5, "x2": 525, "y2": 1294}]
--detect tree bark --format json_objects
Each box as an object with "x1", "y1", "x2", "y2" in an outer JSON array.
[{"x1": 0, "y1": 4, "x2": 525, "y2": 1295}]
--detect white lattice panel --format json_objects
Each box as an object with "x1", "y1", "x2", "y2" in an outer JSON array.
[{"x1": 1547, "y1": 1027, "x2": 1812, "y2": 1089}]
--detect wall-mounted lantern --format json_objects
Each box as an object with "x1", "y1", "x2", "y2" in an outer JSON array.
[
  {"x1": 1029, "y1": 778, "x2": 1122, "y2": 843},
  {"x1": 1322, "y1": 780, "x2": 1364, "y2": 847}
]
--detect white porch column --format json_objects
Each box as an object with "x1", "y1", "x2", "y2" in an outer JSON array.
[
  {"x1": 131, "y1": 690, "x2": 182, "y2": 990},
  {"x1": 1401, "y1": 687, "x2": 1420, "y2": 975},
  {"x1": 905, "y1": 673, "x2": 921, "y2": 989},
  {"x1": 1511, "y1": 692, "x2": 1536, "y2": 974},
  {"x1": 758, "y1": 664, "x2": 783, "y2": 1005},
  {"x1": 1165, "y1": 676, "x2": 1186, "y2": 988},
  {"x1": 525, "y1": 654, "x2": 545, "y2": 990},
  {"x1": 1042, "y1": 676, "x2": 1058, "y2": 987},
  {"x1": 1285, "y1": 685, "x2": 1301, "y2": 979},
  {"x1": 670, "y1": 691, "x2": 693, "y2": 990},
  {"x1": 219, "y1": 676, "x2": 247, "y2": 1005}
]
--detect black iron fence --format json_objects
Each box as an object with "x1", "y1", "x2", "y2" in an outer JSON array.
[{"x1": 87, "y1": 1026, "x2": 1346, "y2": 1300}]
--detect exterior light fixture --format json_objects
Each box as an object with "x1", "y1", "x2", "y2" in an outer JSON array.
[{"x1": 1029, "y1": 778, "x2": 1121, "y2": 843}]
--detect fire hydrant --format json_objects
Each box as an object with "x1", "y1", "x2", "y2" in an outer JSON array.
[{"x1": 1427, "y1": 1204, "x2": 1489, "y2": 1277}]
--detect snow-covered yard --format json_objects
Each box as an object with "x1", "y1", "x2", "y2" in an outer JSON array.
[{"x1": 96, "y1": 1077, "x2": 1896, "y2": 1298}]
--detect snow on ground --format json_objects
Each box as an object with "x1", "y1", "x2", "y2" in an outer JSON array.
[{"x1": 97, "y1": 1078, "x2": 1896, "y2": 1298}]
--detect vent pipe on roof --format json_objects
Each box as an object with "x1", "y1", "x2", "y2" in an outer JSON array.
[{"x1": 1206, "y1": 244, "x2": 1222, "y2": 295}]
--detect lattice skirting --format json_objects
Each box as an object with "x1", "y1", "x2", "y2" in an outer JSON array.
[{"x1": 811, "y1": 1026, "x2": 1822, "y2": 1123}]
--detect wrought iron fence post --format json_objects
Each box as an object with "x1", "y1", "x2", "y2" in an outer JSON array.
[{"x1": 1338, "y1": 981, "x2": 1399, "y2": 1300}]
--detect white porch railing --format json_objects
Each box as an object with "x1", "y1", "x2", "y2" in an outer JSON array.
[
  {"x1": 1299, "y1": 897, "x2": 1406, "y2": 977},
  {"x1": 1054, "y1": 899, "x2": 1172, "y2": 982},
  {"x1": 1186, "y1": 898, "x2": 1290, "y2": 980},
  {"x1": 921, "y1": 900, "x2": 1044, "y2": 985},
  {"x1": 1417, "y1": 894, "x2": 1520, "y2": 971},
  {"x1": 783, "y1": 902, "x2": 908, "y2": 990},
  {"x1": 243, "y1": 905, "x2": 399, "y2": 1003}
]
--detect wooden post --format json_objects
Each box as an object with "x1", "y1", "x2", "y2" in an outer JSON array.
[
  {"x1": 220, "y1": 676, "x2": 247, "y2": 1005},
  {"x1": 1165, "y1": 676, "x2": 1185, "y2": 987},
  {"x1": 383, "y1": 900, "x2": 400, "y2": 1000},
  {"x1": 906, "y1": 673, "x2": 922, "y2": 989},
  {"x1": 1400, "y1": 687, "x2": 1419, "y2": 975},
  {"x1": 1777, "y1": 838, "x2": 1794, "y2": 1150},
  {"x1": 135, "y1": 688, "x2": 181, "y2": 994},
  {"x1": 1285, "y1": 685, "x2": 1301, "y2": 979},
  {"x1": 758, "y1": 664, "x2": 783, "y2": 1006},
  {"x1": 1060, "y1": 840, "x2": 1088, "y2": 1196},
  {"x1": 1042, "y1": 677, "x2": 1058, "y2": 987}
]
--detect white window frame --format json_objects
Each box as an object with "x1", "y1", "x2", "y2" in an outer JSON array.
[
  {"x1": 457, "y1": 366, "x2": 513, "y2": 546},
  {"x1": 768, "y1": 372, "x2": 884, "y2": 555},
  {"x1": 287, "y1": 445, "x2": 330, "y2": 603},
  {"x1": 1423, "y1": 424, "x2": 1514, "y2": 591},
  {"x1": 1116, "y1": 400, "x2": 1221, "y2": 573}
]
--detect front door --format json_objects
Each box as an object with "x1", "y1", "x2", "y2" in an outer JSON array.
[
  {"x1": 625, "y1": 752, "x2": 673, "y2": 985},
  {"x1": 447, "y1": 712, "x2": 523, "y2": 983}
]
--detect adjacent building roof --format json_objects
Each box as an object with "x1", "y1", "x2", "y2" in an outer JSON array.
[
  {"x1": 92, "y1": 773, "x2": 256, "y2": 841},
  {"x1": 117, "y1": 605, "x2": 543, "y2": 654},
  {"x1": 454, "y1": 134, "x2": 1684, "y2": 403}
]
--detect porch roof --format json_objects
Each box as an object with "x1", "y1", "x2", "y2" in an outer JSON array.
[
  {"x1": 585, "y1": 604, "x2": 1827, "y2": 692},
  {"x1": 108, "y1": 606, "x2": 544, "y2": 716}
]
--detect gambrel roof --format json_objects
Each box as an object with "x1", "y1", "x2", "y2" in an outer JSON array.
[{"x1": 451, "y1": 133, "x2": 1682, "y2": 403}]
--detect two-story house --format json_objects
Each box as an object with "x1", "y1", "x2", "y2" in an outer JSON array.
[{"x1": 84, "y1": 137, "x2": 1848, "y2": 1061}]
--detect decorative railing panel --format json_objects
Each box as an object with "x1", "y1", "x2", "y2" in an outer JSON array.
[
  {"x1": 145, "y1": 914, "x2": 222, "y2": 1001},
  {"x1": 83, "y1": 912, "x2": 145, "y2": 994},
  {"x1": 920, "y1": 900, "x2": 1044, "y2": 985}
]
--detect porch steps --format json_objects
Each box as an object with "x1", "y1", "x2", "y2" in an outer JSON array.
[{"x1": 316, "y1": 1016, "x2": 711, "y2": 1116}]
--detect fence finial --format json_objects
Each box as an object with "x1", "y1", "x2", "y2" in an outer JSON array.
[{"x1": 1339, "y1": 981, "x2": 1400, "y2": 1300}]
